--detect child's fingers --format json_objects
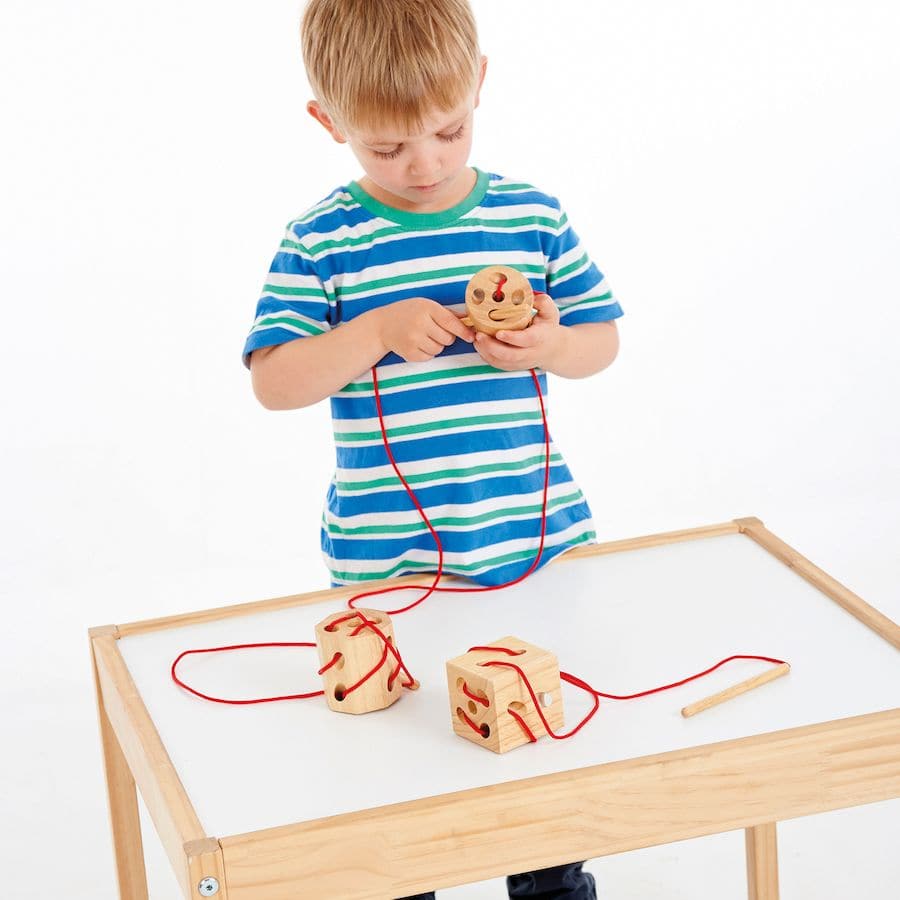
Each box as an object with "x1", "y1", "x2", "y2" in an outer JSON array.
[
  {"x1": 493, "y1": 326, "x2": 539, "y2": 348},
  {"x1": 427, "y1": 324, "x2": 458, "y2": 347},
  {"x1": 475, "y1": 333, "x2": 526, "y2": 369},
  {"x1": 533, "y1": 292, "x2": 560, "y2": 322},
  {"x1": 436, "y1": 306, "x2": 475, "y2": 342},
  {"x1": 418, "y1": 336, "x2": 446, "y2": 357}
]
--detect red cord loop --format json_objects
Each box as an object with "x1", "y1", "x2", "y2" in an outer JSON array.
[
  {"x1": 170, "y1": 642, "x2": 325, "y2": 705},
  {"x1": 346, "y1": 366, "x2": 551, "y2": 616}
]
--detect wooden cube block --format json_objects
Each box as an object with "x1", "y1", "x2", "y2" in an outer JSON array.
[
  {"x1": 446, "y1": 636, "x2": 565, "y2": 753},
  {"x1": 315, "y1": 609, "x2": 404, "y2": 715}
]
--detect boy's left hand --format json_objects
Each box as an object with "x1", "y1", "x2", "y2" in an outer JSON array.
[{"x1": 472, "y1": 293, "x2": 564, "y2": 371}]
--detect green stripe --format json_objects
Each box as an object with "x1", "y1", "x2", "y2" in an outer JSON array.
[
  {"x1": 305, "y1": 224, "x2": 407, "y2": 256},
  {"x1": 290, "y1": 194, "x2": 357, "y2": 226},
  {"x1": 252, "y1": 315, "x2": 325, "y2": 336},
  {"x1": 328, "y1": 530, "x2": 595, "y2": 582},
  {"x1": 338, "y1": 363, "x2": 505, "y2": 394},
  {"x1": 279, "y1": 239, "x2": 312, "y2": 255},
  {"x1": 261, "y1": 283, "x2": 331, "y2": 299},
  {"x1": 492, "y1": 182, "x2": 535, "y2": 193},
  {"x1": 559, "y1": 291, "x2": 614, "y2": 312},
  {"x1": 304, "y1": 216, "x2": 557, "y2": 258},
  {"x1": 326, "y1": 491, "x2": 583, "y2": 536},
  {"x1": 334, "y1": 410, "x2": 543, "y2": 443},
  {"x1": 334, "y1": 452, "x2": 564, "y2": 492},
  {"x1": 334, "y1": 261, "x2": 546, "y2": 298},
  {"x1": 547, "y1": 251, "x2": 589, "y2": 287}
]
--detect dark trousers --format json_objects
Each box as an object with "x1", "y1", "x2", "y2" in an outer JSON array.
[{"x1": 397, "y1": 860, "x2": 596, "y2": 899}]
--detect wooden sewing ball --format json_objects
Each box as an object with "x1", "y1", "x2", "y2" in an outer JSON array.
[
  {"x1": 315, "y1": 609, "x2": 403, "y2": 715},
  {"x1": 446, "y1": 636, "x2": 565, "y2": 753},
  {"x1": 461, "y1": 265, "x2": 535, "y2": 336}
]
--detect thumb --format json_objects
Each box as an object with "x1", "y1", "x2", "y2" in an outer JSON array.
[{"x1": 532, "y1": 292, "x2": 559, "y2": 321}]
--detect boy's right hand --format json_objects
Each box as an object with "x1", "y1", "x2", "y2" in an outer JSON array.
[{"x1": 373, "y1": 298, "x2": 475, "y2": 363}]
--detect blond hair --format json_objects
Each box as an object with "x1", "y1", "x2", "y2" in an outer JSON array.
[{"x1": 301, "y1": 0, "x2": 481, "y2": 133}]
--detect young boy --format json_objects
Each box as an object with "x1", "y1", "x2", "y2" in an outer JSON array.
[{"x1": 244, "y1": 1, "x2": 621, "y2": 896}]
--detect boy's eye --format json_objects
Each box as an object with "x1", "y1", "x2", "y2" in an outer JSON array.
[
  {"x1": 438, "y1": 124, "x2": 465, "y2": 143},
  {"x1": 371, "y1": 124, "x2": 464, "y2": 159}
]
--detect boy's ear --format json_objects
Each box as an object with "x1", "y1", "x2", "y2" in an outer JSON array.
[
  {"x1": 307, "y1": 101, "x2": 347, "y2": 144},
  {"x1": 473, "y1": 55, "x2": 488, "y2": 108}
]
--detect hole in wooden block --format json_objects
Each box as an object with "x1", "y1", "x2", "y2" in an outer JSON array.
[
  {"x1": 468, "y1": 700, "x2": 477, "y2": 715},
  {"x1": 480, "y1": 723, "x2": 490, "y2": 738},
  {"x1": 540, "y1": 692, "x2": 553, "y2": 708},
  {"x1": 508, "y1": 700, "x2": 526, "y2": 716},
  {"x1": 334, "y1": 684, "x2": 347, "y2": 702}
]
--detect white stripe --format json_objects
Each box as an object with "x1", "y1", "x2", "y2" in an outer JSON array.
[
  {"x1": 334, "y1": 443, "x2": 562, "y2": 492},
  {"x1": 251, "y1": 309, "x2": 330, "y2": 333},
  {"x1": 325, "y1": 483, "x2": 582, "y2": 533},
  {"x1": 559, "y1": 297, "x2": 619, "y2": 320},
  {"x1": 337, "y1": 350, "x2": 543, "y2": 398},
  {"x1": 334, "y1": 395, "x2": 542, "y2": 435},
  {"x1": 324, "y1": 519, "x2": 595, "y2": 579}
]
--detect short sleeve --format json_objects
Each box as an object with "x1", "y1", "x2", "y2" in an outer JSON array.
[
  {"x1": 242, "y1": 226, "x2": 337, "y2": 368},
  {"x1": 543, "y1": 202, "x2": 623, "y2": 326}
]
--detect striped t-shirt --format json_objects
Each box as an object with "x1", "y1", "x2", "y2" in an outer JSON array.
[{"x1": 243, "y1": 168, "x2": 623, "y2": 586}]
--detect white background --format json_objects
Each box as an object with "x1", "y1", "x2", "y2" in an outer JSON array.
[{"x1": 1, "y1": 1, "x2": 898, "y2": 898}]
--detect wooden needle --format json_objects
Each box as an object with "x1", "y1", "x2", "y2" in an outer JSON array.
[{"x1": 681, "y1": 663, "x2": 791, "y2": 718}]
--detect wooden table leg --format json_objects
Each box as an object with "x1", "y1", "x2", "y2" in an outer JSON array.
[
  {"x1": 91, "y1": 628, "x2": 149, "y2": 900},
  {"x1": 745, "y1": 822, "x2": 780, "y2": 900}
]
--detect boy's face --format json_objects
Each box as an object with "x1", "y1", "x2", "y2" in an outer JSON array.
[{"x1": 308, "y1": 59, "x2": 487, "y2": 214}]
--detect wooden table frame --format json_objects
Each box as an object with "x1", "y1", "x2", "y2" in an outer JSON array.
[{"x1": 89, "y1": 517, "x2": 900, "y2": 900}]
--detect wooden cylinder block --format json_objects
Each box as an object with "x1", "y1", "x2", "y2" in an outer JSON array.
[
  {"x1": 315, "y1": 609, "x2": 403, "y2": 715},
  {"x1": 445, "y1": 636, "x2": 565, "y2": 753},
  {"x1": 462, "y1": 265, "x2": 535, "y2": 336}
]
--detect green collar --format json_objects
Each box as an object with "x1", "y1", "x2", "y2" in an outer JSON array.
[{"x1": 347, "y1": 168, "x2": 489, "y2": 227}]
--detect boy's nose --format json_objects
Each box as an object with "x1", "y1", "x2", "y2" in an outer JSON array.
[{"x1": 408, "y1": 151, "x2": 441, "y2": 180}]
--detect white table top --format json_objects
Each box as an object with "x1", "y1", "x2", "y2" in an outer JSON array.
[{"x1": 117, "y1": 532, "x2": 899, "y2": 838}]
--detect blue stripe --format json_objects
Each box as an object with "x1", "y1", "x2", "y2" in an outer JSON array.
[
  {"x1": 323, "y1": 502, "x2": 594, "y2": 560},
  {"x1": 330, "y1": 364, "x2": 544, "y2": 418},
  {"x1": 268, "y1": 248, "x2": 330, "y2": 277},
  {"x1": 328, "y1": 538, "x2": 592, "y2": 588},
  {"x1": 335, "y1": 423, "x2": 552, "y2": 469},
  {"x1": 311, "y1": 226, "x2": 551, "y2": 274},
  {"x1": 243, "y1": 328, "x2": 302, "y2": 366},
  {"x1": 561, "y1": 302, "x2": 624, "y2": 325},
  {"x1": 480, "y1": 186, "x2": 559, "y2": 210},
  {"x1": 293, "y1": 202, "x2": 374, "y2": 237},
  {"x1": 252, "y1": 295, "x2": 333, "y2": 321},
  {"x1": 329, "y1": 462, "x2": 572, "y2": 516}
]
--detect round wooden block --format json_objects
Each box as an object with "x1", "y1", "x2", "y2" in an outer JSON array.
[
  {"x1": 463, "y1": 265, "x2": 535, "y2": 336},
  {"x1": 314, "y1": 609, "x2": 403, "y2": 715}
]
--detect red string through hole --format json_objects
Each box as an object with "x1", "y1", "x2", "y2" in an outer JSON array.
[{"x1": 492, "y1": 272, "x2": 508, "y2": 301}]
